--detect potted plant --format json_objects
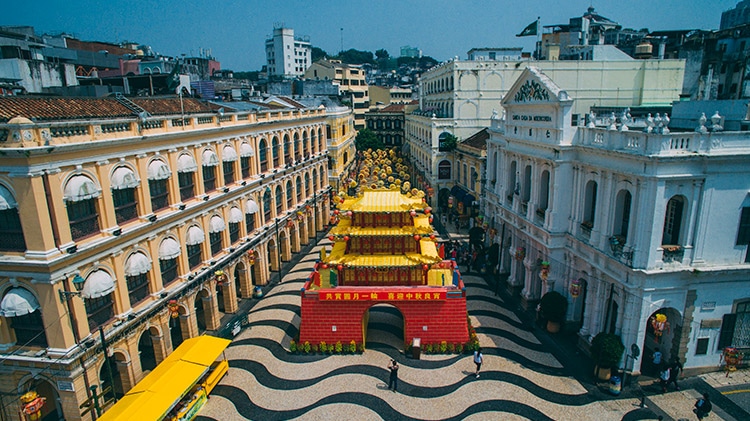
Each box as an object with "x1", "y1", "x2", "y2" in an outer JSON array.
[
  {"x1": 591, "y1": 332, "x2": 625, "y2": 381},
  {"x1": 539, "y1": 291, "x2": 568, "y2": 333}
]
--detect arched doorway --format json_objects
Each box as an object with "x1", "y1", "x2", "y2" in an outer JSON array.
[
  {"x1": 26, "y1": 378, "x2": 62, "y2": 421},
  {"x1": 137, "y1": 329, "x2": 157, "y2": 373},
  {"x1": 570, "y1": 278, "x2": 588, "y2": 331},
  {"x1": 642, "y1": 307, "x2": 683, "y2": 375},
  {"x1": 216, "y1": 282, "x2": 225, "y2": 313},
  {"x1": 363, "y1": 304, "x2": 404, "y2": 350},
  {"x1": 169, "y1": 306, "x2": 184, "y2": 349},
  {"x1": 279, "y1": 231, "x2": 290, "y2": 261},
  {"x1": 99, "y1": 353, "x2": 124, "y2": 404},
  {"x1": 195, "y1": 291, "x2": 208, "y2": 334},
  {"x1": 234, "y1": 264, "x2": 244, "y2": 299}
]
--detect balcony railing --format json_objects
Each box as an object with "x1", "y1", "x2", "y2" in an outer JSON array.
[{"x1": 662, "y1": 245, "x2": 684, "y2": 263}]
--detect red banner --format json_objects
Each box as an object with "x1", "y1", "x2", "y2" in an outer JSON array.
[{"x1": 320, "y1": 289, "x2": 446, "y2": 301}]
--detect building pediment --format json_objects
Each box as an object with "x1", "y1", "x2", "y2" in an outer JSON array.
[{"x1": 502, "y1": 66, "x2": 570, "y2": 107}]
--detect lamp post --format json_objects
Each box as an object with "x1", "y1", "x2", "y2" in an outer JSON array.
[
  {"x1": 58, "y1": 274, "x2": 96, "y2": 419},
  {"x1": 274, "y1": 217, "x2": 282, "y2": 283}
]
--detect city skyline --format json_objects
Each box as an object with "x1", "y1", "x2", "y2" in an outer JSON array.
[{"x1": 4, "y1": 0, "x2": 737, "y2": 71}]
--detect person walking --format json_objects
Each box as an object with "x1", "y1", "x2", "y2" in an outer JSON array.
[
  {"x1": 694, "y1": 392, "x2": 712, "y2": 420},
  {"x1": 652, "y1": 348, "x2": 662, "y2": 374},
  {"x1": 658, "y1": 365, "x2": 671, "y2": 393},
  {"x1": 473, "y1": 347, "x2": 483, "y2": 378},
  {"x1": 667, "y1": 357, "x2": 683, "y2": 391},
  {"x1": 388, "y1": 359, "x2": 399, "y2": 392}
]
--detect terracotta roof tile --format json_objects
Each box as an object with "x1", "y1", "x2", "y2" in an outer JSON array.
[{"x1": 461, "y1": 128, "x2": 489, "y2": 150}]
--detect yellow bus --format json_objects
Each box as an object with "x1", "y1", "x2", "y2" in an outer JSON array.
[{"x1": 99, "y1": 335, "x2": 230, "y2": 421}]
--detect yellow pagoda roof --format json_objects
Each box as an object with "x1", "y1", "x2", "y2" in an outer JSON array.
[
  {"x1": 338, "y1": 189, "x2": 426, "y2": 213},
  {"x1": 325, "y1": 239, "x2": 440, "y2": 267},
  {"x1": 329, "y1": 225, "x2": 432, "y2": 237}
]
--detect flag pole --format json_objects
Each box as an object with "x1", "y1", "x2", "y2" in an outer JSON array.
[{"x1": 535, "y1": 16, "x2": 541, "y2": 60}]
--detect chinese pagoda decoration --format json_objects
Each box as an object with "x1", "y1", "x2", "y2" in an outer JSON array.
[
  {"x1": 299, "y1": 148, "x2": 468, "y2": 348},
  {"x1": 20, "y1": 391, "x2": 45, "y2": 421}
]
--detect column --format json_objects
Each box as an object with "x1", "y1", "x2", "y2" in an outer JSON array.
[
  {"x1": 135, "y1": 154, "x2": 153, "y2": 217},
  {"x1": 204, "y1": 292, "x2": 221, "y2": 331},
  {"x1": 223, "y1": 269, "x2": 239, "y2": 314},
  {"x1": 13, "y1": 173, "x2": 58, "y2": 255}
]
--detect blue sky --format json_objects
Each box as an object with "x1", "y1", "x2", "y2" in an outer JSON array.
[{"x1": 5, "y1": 0, "x2": 738, "y2": 71}]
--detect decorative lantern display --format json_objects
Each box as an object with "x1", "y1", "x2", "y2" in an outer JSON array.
[
  {"x1": 328, "y1": 235, "x2": 335, "y2": 241},
  {"x1": 422, "y1": 264, "x2": 429, "y2": 271},
  {"x1": 410, "y1": 210, "x2": 417, "y2": 217},
  {"x1": 515, "y1": 247, "x2": 526, "y2": 261},
  {"x1": 168, "y1": 300, "x2": 180, "y2": 318},
  {"x1": 346, "y1": 211, "x2": 353, "y2": 217},
  {"x1": 337, "y1": 264, "x2": 344, "y2": 271},
  {"x1": 650, "y1": 313, "x2": 669, "y2": 342},
  {"x1": 540, "y1": 261, "x2": 550, "y2": 281},
  {"x1": 247, "y1": 250, "x2": 256, "y2": 264},
  {"x1": 321, "y1": 263, "x2": 328, "y2": 269},
  {"x1": 569, "y1": 279, "x2": 582, "y2": 298},
  {"x1": 414, "y1": 235, "x2": 421, "y2": 242},
  {"x1": 429, "y1": 234, "x2": 436, "y2": 240},
  {"x1": 20, "y1": 391, "x2": 46, "y2": 420},
  {"x1": 215, "y1": 270, "x2": 228, "y2": 286},
  {"x1": 334, "y1": 209, "x2": 340, "y2": 215},
  {"x1": 424, "y1": 207, "x2": 431, "y2": 214},
  {"x1": 343, "y1": 236, "x2": 350, "y2": 242},
  {"x1": 721, "y1": 347, "x2": 744, "y2": 377}
]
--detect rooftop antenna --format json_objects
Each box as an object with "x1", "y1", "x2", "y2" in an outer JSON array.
[{"x1": 340, "y1": 28, "x2": 344, "y2": 54}]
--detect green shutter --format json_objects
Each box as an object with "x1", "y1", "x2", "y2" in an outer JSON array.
[
  {"x1": 737, "y1": 207, "x2": 750, "y2": 245},
  {"x1": 718, "y1": 313, "x2": 737, "y2": 350}
]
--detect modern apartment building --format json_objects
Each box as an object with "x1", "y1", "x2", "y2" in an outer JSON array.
[
  {"x1": 305, "y1": 59, "x2": 369, "y2": 129},
  {"x1": 0, "y1": 96, "x2": 330, "y2": 420},
  {"x1": 265, "y1": 27, "x2": 312, "y2": 78}
]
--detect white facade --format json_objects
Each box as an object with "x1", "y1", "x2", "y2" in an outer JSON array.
[
  {"x1": 485, "y1": 67, "x2": 750, "y2": 373},
  {"x1": 265, "y1": 27, "x2": 312, "y2": 78},
  {"x1": 405, "y1": 58, "x2": 685, "y2": 201}
]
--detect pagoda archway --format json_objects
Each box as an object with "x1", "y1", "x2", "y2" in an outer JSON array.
[{"x1": 363, "y1": 303, "x2": 404, "y2": 349}]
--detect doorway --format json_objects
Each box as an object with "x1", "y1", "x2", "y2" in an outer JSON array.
[{"x1": 363, "y1": 304, "x2": 404, "y2": 350}]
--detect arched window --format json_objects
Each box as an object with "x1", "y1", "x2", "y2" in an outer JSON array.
[
  {"x1": 259, "y1": 138, "x2": 269, "y2": 172},
  {"x1": 228, "y1": 206, "x2": 243, "y2": 244},
  {"x1": 312, "y1": 169, "x2": 318, "y2": 192},
  {"x1": 202, "y1": 149, "x2": 219, "y2": 193},
  {"x1": 239, "y1": 142, "x2": 255, "y2": 179},
  {"x1": 222, "y1": 145, "x2": 238, "y2": 185},
  {"x1": 0, "y1": 287, "x2": 47, "y2": 347},
  {"x1": 111, "y1": 165, "x2": 139, "y2": 224},
  {"x1": 124, "y1": 252, "x2": 151, "y2": 306},
  {"x1": 0, "y1": 185, "x2": 25, "y2": 251},
  {"x1": 275, "y1": 185, "x2": 283, "y2": 214},
  {"x1": 662, "y1": 196, "x2": 686, "y2": 245},
  {"x1": 583, "y1": 180, "x2": 598, "y2": 229},
  {"x1": 303, "y1": 131, "x2": 309, "y2": 157},
  {"x1": 245, "y1": 198, "x2": 259, "y2": 233},
  {"x1": 318, "y1": 128, "x2": 324, "y2": 153},
  {"x1": 186, "y1": 225, "x2": 205, "y2": 269},
  {"x1": 63, "y1": 174, "x2": 101, "y2": 240},
  {"x1": 209, "y1": 215, "x2": 225, "y2": 255},
  {"x1": 294, "y1": 133, "x2": 302, "y2": 161},
  {"x1": 522, "y1": 165, "x2": 532, "y2": 203},
  {"x1": 81, "y1": 270, "x2": 116, "y2": 330},
  {"x1": 177, "y1": 153, "x2": 197, "y2": 202},
  {"x1": 283, "y1": 134, "x2": 291, "y2": 165},
  {"x1": 438, "y1": 160, "x2": 451, "y2": 180},
  {"x1": 158, "y1": 237, "x2": 180, "y2": 286},
  {"x1": 296, "y1": 177, "x2": 303, "y2": 202},
  {"x1": 286, "y1": 181, "x2": 293, "y2": 208},
  {"x1": 263, "y1": 189, "x2": 273, "y2": 223},
  {"x1": 147, "y1": 159, "x2": 171, "y2": 212},
  {"x1": 305, "y1": 173, "x2": 311, "y2": 196},
  {"x1": 538, "y1": 170, "x2": 550, "y2": 212},
  {"x1": 272, "y1": 136, "x2": 280, "y2": 168},
  {"x1": 613, "y1": 190, "x2": 632, "y2": 241}
]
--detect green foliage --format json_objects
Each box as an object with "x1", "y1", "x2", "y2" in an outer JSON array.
[
  {"x1": 311, "y1": 344, "x2": 319, "y2": 353},
  {"x1": 396, "y1": 55, "x2": 439, "y2": 69},
  {"x1": 319, "y1": 341, "x2": 327, "y2": 353},
  {"x1": 440, "y1": 341, "x2": 448, "y2": 353},
  {"x1": 231, "y1": 71, "x2": 260, "y2": 81},
  {"x1": 375, "y1": 49, "x2": 390, "y2": 60},
  {"x1": 335, "y1": 341, "x2": 343, "y2": 353},
  {"x1": 438, "y1": 133, "x2": 458, "y2": 152},
  {"x1": 303, "y1": 341, "x2": 311, "y2": 354},
  {"x1": 457, "y1": 343, "x2": 464, "y2": 354},
  {"x1": 358, "y1": 342, "x2": 366, "y2": 352},
  {"x1": 312, "y1": 46, "x2": 328, "y2": 63},
  {"x1": 355, "y1": 128, "x2": 385, "y2": 151},
  {"x1": 328, "y1": 343, "x2": 336, "y2": 353},
  {"x1": 334, "y1": 48, "x2": 375, "y2": 65},
  {"x1": 349, "y1": 340, "x2": 357, "y2": 353},
  {"x1": 426, "y1": 343, "x2": 434, "y2": 353},
  {"x1": 540, "y1": 291, "x2": 568, "y2": 323},
  {"x1": 591, "y1": 332, "x2": 625, "y2": 368},
  {"x1": 289, "y1": 339, "x2": 297, "y2": 353}
]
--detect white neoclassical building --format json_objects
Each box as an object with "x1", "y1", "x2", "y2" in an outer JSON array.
[
  {"x1": 405, "y1": 57, "x2": 686, "y2": 212},
  {"x1": 485, "y1": 67, "x2": 750, "y2": 374}
]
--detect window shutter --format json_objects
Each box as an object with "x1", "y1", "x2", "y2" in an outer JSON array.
[
  {"x1": 736, "y1": 207, "x2": 750, "y2": 245},
  {"x1": 718, "y1": 313, "x2": 737, "y2": 350}
]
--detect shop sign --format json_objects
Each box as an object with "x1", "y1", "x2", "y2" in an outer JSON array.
[{"x1": 321, "y1": 290, "x2": 446, "y2": 301}]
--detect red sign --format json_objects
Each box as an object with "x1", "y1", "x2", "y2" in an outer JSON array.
[{"x1": 320, "y1": 290, "x2": 446, "y2": 301}]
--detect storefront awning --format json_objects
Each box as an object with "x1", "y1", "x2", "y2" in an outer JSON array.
[
  {"x1": 463, "y1": 194, "x2": 476, "y2": 205},
  {"x1": 177, "y1": 154, "x2": 197, "y2": 173},
  {"x1": 245, "y1": 199, "x2": 259, "y2": 214},
  {"x1": 64, "y1": 175, "x2": 100, "y2": 202},
  {"x1": 229, "y1": 207, "x2": 243, "y2": 224},
  {"x1": 450, "y1": 185, "x2": 467, "y2": 201},
  {"x1": 209, "y1": 215, "x2": 225, "y2": 233},
  {"x1": 240, "y1": 142, "x2": 255, "y2": 157},
  {"x1": 0, "y1": 185, "x2": 17, "y2": 210},
  {"x1": 81, "y1": 270, "x2": 116, "y2": 299},
  {"x1": 147, "y1": 160, "x2": 171, "y2": 181},
  {"x1": 158, "y1": 237, "x2": 181, "y2": 260},
  {"x1": 124, "y1": 252, "x2": 151, "y2": 277},
  {"x1": 202, "y1": 150, "x2": 219, "y2": 167},
  {"x1": 111, "y1": 167, "x2": 139, "y2": 190},
  {"x1": 0, "y1": 287, "x2": 39, "y2": 317},
  {"x1": 186, "y1": 226, "x2": 205, "y2": 245},
  {"x1": 222, "y1": 146, "x2": 238, "y2": 162}
]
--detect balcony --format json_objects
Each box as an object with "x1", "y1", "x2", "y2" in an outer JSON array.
[{"x1": 661, "y1": 245, "x2": 684, "y2": 264}]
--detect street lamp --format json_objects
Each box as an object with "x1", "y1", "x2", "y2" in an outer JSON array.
[{"x1": 58, "y1": 274, "x2": 86, "y2": 302}]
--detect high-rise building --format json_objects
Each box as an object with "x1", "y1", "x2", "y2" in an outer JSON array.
[{"x1": 265, "y1": 26, "x2": 312, "y2": 78}]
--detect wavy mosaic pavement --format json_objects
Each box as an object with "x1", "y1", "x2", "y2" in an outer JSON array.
[{"x1": 196, "y1": 241, "x2": 657, "y2": 420}]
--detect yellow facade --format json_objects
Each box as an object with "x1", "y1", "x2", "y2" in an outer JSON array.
[
  {"x1": 305, "y1": 59, "x2": 369, "y2": 129},
  {"x1": 325, "y1": 107, "x2": 357, "y2": 192},
  {"x1": 0, "y1": 98, "x2": 331, "y2": 420}
]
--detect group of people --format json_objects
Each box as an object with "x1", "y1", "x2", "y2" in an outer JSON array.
[
  {"x1": 653, "y1": 348, "x2": 683, "y2": 393},
  {"x1": 386, "y1": 348, "x2": 485, "y2": 393}
]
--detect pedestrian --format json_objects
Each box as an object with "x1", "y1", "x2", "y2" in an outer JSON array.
[
  {"x1": 652, "y1": 347, "x2": 662, "y2": 374},
  {"x1": 658, "y1": 365, "x2": 671, "y2": 393},
  {"x1": 473, "y1": 347, "x2": 483, "y2": 378},
  {"x1": 388, "y1": 359, "x2": 399, "y2": 392},
  {"x1": 667, "y1": 357, "x2": 683, "y2": 391},
  {"x1": 693, "y1": 392, "x2": 712, "y2": 420}
]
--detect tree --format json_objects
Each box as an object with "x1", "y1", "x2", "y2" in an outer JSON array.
[
  {"x1": 335, "y1": 49, "x2": 375, "y2": 65},
  {"x1": 375, "y1": 49, "x2": 390, "y2": 60},
  {"x1": 312, "y1": 47, "x2": 328, "y2": 62},
  {"x1": 355, "y1": 128, "x2": 384, "y2": 151},
  {"x1": 438, "y1": 133, "x2": 458, "y2": 152}
]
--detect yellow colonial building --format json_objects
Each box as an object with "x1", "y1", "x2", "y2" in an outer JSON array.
[
  {"x1": 305, "y1": 59, "x2": 370, "y2": 129},
  {"x1": 0, "y1": 96, "x2": 330, "y2": 420},
  {"x1": 324, "y1": 105, "x2": 357, "y2": 192}
]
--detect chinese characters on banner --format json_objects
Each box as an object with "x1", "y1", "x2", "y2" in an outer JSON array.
[{"x1": 320, "y1": 290, "x2": 446, "y2": 301}]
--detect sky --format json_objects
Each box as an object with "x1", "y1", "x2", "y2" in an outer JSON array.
[{"x1": 5, "y1": 0, "x2": 739, "y2": 71}]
